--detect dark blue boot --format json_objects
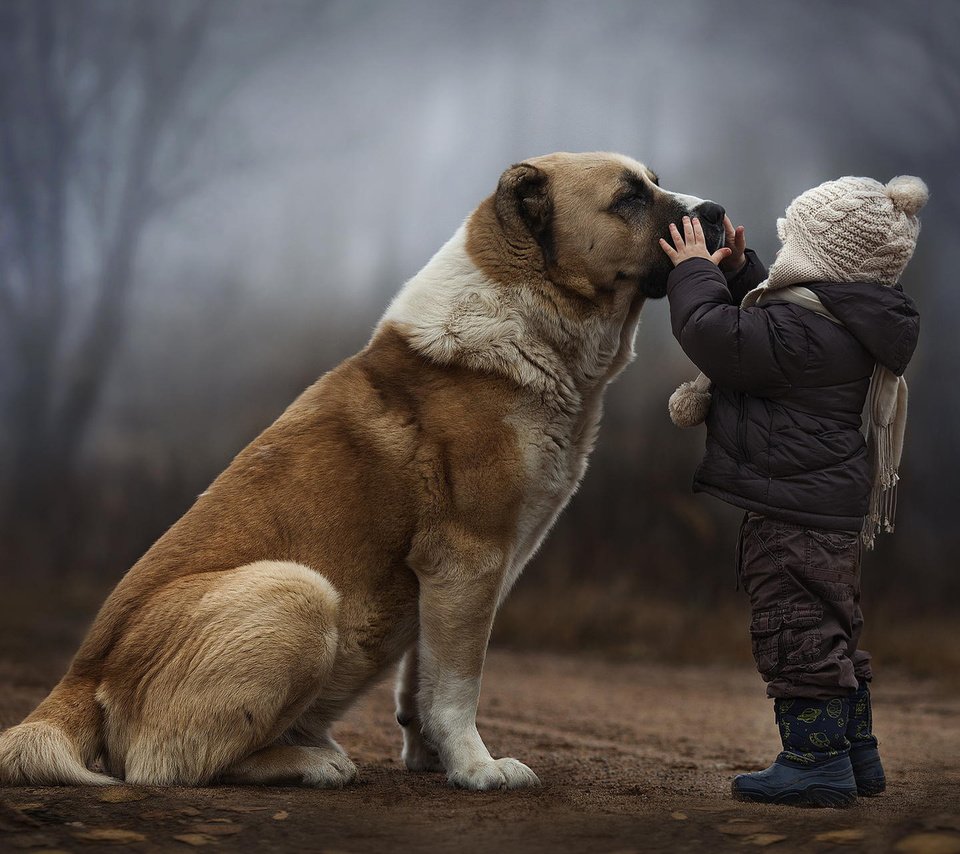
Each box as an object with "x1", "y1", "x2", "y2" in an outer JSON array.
[
  {"x1": 848, "y1": 681, "x2": 885, "y2": 796},
  {"x1": 732, "y1": 697, "x2": 857, "y2": 807}
]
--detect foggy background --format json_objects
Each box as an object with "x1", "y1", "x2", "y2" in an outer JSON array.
[{"x1": 1, "y1": 0, "x2": 957, "y2": 671}]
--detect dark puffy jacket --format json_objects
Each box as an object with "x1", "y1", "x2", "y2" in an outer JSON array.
[{"x1": 667, "y1": 250, "x2": 920, "y2": 531}]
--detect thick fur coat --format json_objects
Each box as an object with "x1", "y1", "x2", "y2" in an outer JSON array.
[{"x1": 0, "y1": 152, "x2": 721, "y2": 790}]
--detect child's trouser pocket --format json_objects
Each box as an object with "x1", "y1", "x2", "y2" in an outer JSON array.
[{"x1": 738, "y1": 513, "x2": 871, "y2": 700}]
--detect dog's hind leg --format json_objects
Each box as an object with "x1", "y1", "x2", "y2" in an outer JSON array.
[
  {"x1": 395, "y1": 647, "x2": 442, "y2": 772},
  {"x1": 99, "y1": 560, "x2": 341, "y2": 786},
  {"x1": 220, "y1": 744, "x2": 357, "y2": 787}
]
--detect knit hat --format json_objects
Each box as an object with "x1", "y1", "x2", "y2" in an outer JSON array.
[
  {"x1": 668, "y1": 175, "x2": 928, "y2": 547},
  {"x1": 767, "y1": 175, "x2": 926, "y2": 289}
]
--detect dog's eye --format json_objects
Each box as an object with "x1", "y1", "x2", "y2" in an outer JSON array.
[{"x1": 610, "y1": 185, "x2": 650, "y2": 218}]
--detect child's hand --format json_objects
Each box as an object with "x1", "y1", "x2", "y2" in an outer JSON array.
[
  {"x1": 659, "y1": 216, "x2": 732, "y2": 268},
  {"x1": 717, "y1": 215, "x2": 747, "y2": 273}
]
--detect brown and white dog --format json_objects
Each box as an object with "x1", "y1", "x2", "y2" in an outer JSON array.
[{"x1": 0, "y1": 152, "x2": 724, "y2": 791}]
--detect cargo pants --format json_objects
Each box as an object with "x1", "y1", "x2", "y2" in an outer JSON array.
[{"x1": 737, "y1": 512, "x2": 872, "y2": 700}]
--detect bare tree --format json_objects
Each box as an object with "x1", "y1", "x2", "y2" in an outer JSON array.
[{"x1": 0, "y1": 0, "x2": 316, "y2": 562}]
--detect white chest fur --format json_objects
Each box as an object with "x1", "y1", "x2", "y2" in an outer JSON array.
[
  {"x1": 497, "y1": 294, "x2": 645, "y2": 607},
  {"x1": 380, "y1": 224, "x2": 644, "y2": 608}
]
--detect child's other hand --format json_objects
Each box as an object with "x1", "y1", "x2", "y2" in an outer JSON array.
[
  {"x1": 659, "y1": 216, "x2": 732, "y2": 268},
  {"x1": 717, "y1": 215, "x2": 747, "y2": 273}
]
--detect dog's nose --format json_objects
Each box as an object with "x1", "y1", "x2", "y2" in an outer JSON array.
[{"x1": 695, "y1": 201, "x2": 725, "y2": 225}]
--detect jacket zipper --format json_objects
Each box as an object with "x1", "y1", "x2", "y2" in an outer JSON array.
[{"x1": 737, "y1": 393, "x2": 748, "y2": 460}]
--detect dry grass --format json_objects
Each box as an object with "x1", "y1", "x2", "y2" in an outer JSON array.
[
  {"x1": 3, "y1": 576, "x2": 957, "y2": 690},
  {"x1": 494, "y1": 580, "x2": 755, "y2": 663},
  {"x1": 493, "y1": 580, "x2": 960, "y2": 689}
]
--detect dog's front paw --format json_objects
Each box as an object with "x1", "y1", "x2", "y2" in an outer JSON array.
[
  {"x1": 402, "y1": 730, "x2": 443, "y2": 772},
  {"x1": 448, "y1": 757, "x2": 541, "y2": 791}
]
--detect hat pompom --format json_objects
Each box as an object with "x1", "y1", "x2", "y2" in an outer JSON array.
[
  {"x1": 668, "y1": 377, "x2": 713, "y2": 428},
  {"x1": 885, "y1": 175, "x2": 928, "y2": 216}
]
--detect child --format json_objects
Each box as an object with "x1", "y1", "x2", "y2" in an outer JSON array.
[{"x1": 659, "y1": 176, "x2": 926, "y2": 806}]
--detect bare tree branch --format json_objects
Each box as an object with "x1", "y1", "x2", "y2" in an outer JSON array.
[{"x1": 0, "y1": 0, "x2": 325, "y2": 533}]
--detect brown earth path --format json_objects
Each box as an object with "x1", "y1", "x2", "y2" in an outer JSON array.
[{"x1": 2, "y1": 637, "x2": 959, "y2": 852}]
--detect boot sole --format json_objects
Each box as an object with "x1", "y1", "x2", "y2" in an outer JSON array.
[
  {"x1": 731, "y1": 780, "x2": 857, "y2": 808},
  {"x1": 856, "y1": 780, "x2": 886, "y2": 797},
  {"x1": 850, "y1": 745, "x2": 885, "y2": 797}
]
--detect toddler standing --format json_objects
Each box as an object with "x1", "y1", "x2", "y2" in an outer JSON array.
[{"x1": 659, "y1": 175, "x2": 926, "y2": 806}]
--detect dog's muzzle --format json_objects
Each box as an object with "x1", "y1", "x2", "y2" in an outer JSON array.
[{"x1": 692, "y1": 201, "x2": 725, "y2": 252}]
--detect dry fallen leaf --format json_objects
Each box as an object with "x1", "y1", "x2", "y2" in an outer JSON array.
[
  {"x1": 97, "y1": 787, "x2": 151, "y2": 803},
  {"x1": 747, "y1": 833, "x2": 788, "y2": 847},
  {"x1": 689, "y1": 804, "x2": 739, "y2": 813},
  {"x1": 5, "y1": 834, "x2": 60, "y2": 850},
  {"x1": 73, "y1": 827, "x2": 148, "y2": 844},
  {"x1": 815, "y1": 829, "x2": 867, "y2": 844},
  {"x1": 719, "y1": 822, "x2": 771, "y2": 836},
  {"x1": 219, "y1": 806, "x2": 270, "y2": 813},
  {"x1": 190, "y1": 823, "x2": 243, "y2": 836},
  {"x1": 923, "y1": 819, "x2": 960, "y2": 834},
  {"x1": 895, "y1": 833, "x2": 960, "y2": 854},
  {"x1": 272, "y1": 810, "x2": 289, "y2": 821},
  {"x1": 0, "y1": 801, "x2": 41, "y2": 830},
  {"x1": 139, "y1": 809, "x2": 179, "y2": 821},
  {"x1": 173, "y1": 833, "x2": 217, "y2": 847}
]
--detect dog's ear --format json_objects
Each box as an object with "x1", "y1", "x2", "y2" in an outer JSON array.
[{"x1": 494, "y1": 163, "x2": 554, "y2": 259}]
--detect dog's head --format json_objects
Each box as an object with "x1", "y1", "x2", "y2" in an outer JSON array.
[{"x1": 480, "y1": 151, "x2": 724, "y2": 301}]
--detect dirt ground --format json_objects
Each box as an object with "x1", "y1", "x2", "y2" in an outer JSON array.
[{"x1": 2, "y1": 613, "x2": 960, "y2": 853}]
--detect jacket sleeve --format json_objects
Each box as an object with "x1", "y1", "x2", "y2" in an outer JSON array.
[
  {"x1": 888, "y1": 288, "x2": 920, "y2": 376},
  {"x1": 723, "y1": 248, "x2": 768, "y2": 304},
  {"x1": 667, "y1": 257, "x2": 804, "y2": 395}
]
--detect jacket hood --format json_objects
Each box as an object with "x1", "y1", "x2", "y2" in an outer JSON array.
[{"x1": 807, "y1": 282, "x2": 920, "y2": 376}]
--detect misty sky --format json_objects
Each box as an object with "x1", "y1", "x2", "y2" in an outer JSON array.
[
  {"x1": 2, "y1": 0, "x2": 957, "y2": 536},
  {"x1": 109, "y1": 1, "x2": 955, "y2": 479},
  {"x1": 144, "y1": 0, "x2": 957, "y2": 314},
  {"x1": 1, "y1": 0, "x2": 957, "y2": 592}
]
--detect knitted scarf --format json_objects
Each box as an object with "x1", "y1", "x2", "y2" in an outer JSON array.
[{"x1": 668, "y1": 276, "x2": 908, "y2": 549}]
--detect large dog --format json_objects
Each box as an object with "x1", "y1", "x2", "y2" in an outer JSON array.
[{"x1": 0, "y1": 152, "x2": 724, "y2": 791}]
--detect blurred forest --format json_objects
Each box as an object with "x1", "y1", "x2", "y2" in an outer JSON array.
[{"x1": 1, "y1": 0, "x2": 958, "y2": 667}]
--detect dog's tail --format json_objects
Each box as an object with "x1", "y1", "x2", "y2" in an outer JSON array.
[{"x1": 0, "y1": 675, "x2": 117, "y2": 785}]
